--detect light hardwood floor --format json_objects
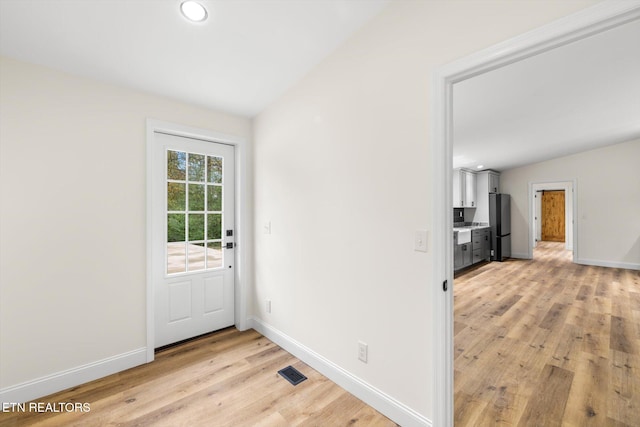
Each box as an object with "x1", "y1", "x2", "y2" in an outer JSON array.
[
  {"x1": 454, "y1": 241, "x2": 640, "y2": 426},
  {"x1": 0, "y1": 328, "x2": 397, "y2": 426}
]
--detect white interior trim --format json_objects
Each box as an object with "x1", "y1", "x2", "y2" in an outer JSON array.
[
  {"x1": 431, "y1": 2, "x2": 640, "y2": 426},
  {"x1": 0, "y1": 348, "x2": 146, "y2": 404},
  {"x1": 248, "y1": 317, "x2": 432, "y2": 427},
  {"x1": 576, "y1": 258, "x2": 640, "y2": 271},
  {"x1": 145, "y1": 119, "x2": 250, "y2": 363}
]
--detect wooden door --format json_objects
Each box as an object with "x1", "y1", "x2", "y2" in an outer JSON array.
[{"x1": 541, "y1": 190, "x2": 565, "y2": 242}]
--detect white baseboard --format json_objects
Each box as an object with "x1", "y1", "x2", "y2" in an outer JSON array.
[
  {"x1": 248, "y1": 317, "x2": 431, "y2": 427},
  {"x1": 0, "y1": 347, "x2": 147, "y2": 404},
  {"x1": 511, "y1": 253, "x2": 638, "y2": 271},
  {"x1": 510, "y1": 252, "x2": 531, "y2": 259},
  {"x1": 576, "y1": 258, "x2": 640, "y2": 271}
]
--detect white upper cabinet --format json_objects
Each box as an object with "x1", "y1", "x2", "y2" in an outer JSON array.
[
  {"x1": 465, "y1": 170, "x2": 476, "y2": 207},
  {"x1": 453, "y1": 169, "x2": 462, "y2": 207},
  {"x1": 453, "y1": 169, "x2": 477, "y2": 208}
]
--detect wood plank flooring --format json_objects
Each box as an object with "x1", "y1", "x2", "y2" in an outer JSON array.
[
  {"x1": 454, "y1": 241, "x2": 640, "y2": 426},
  {"x1": 0, "y1": 328, "x2": 397, "y2": 427}
]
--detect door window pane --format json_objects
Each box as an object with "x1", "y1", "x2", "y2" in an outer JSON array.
[
  {"x1": 188, "y1": 154, "x2": 205, "y2": 182},
  {"x1": 188, "y1": 214, "x2": 205, "y2": 241},
  {"x1": 167, "y1": 183, "x2": 185, "y2": 211},
  {"x1": 167, "y1": 242, "x2": 186, "y2": 274},
  {"x1": 188, "y1": 243, "x2": 206, "y2": 272},
  {"x1": 167, "y1": 151, "x2": 186, "y2": 180},
  {"x1": 207, "y1": 185, "x2": 222, "y2": 211},
  {"x1": 207, "y1": 214, "x2": 222, "y2": 240},
  {"x1": 207, "y1": 156, "x2": 222, "y2": 183},
  {"x1": 207, "y1": 242, "x2": 222, "y2": 269},
  {"x1": 188, "y1": 184, "x2": 205, "y2": 211},
  {"x1": 167, "y1": 214, "x2": 185, "y2": 242}
]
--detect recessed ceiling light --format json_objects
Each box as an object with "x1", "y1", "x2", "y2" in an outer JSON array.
[
  {"x1": 477, "y1": 165, "x2": 484, "y2": 169},
  {"x1": 181, "y1": 1, "x2": 208, "y2": 23}
]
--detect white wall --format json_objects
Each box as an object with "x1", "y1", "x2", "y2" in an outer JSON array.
[
  {"x1": 502, "y1": 138, "x2": 640, "y2": 270},
  {"x1": 0, "y1": 56, "x2": 251, "y2": 396},
  {"x1": 252, "y1": 0, "x2": 599, "y2": 422}
]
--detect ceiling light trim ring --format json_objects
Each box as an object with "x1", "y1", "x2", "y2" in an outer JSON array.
[{"x1": 180, "y1": 1, "x2": 208, "y2": 23}]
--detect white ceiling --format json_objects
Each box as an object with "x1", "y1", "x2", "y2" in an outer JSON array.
[
  {"x1": 0, "y1": 0, "x2": 389, "y2": 117},
  {"x1": 453, "y1": 18, "x2": 640, "y2": 172},
  {"x1": 2, "y1": 1, "x2": 638, "y2": 169}
]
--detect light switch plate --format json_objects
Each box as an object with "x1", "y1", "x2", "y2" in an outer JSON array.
[
  {"x1": 415, "y1": 230, "x2": 428, "y2": 252},
  {"x1": 263, "y1": 221, "x2": 271, "y2": 234}
]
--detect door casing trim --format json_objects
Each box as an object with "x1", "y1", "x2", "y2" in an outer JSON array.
[
  {"x1": 145, "y1": 119, "x2": 250, "y2": 362},
  {"x1": 529, "y1": 180, "x2": 576, "y2": 257},
  {"x1": 431, "y1": 2, "x2": 640, "y2": 425}
]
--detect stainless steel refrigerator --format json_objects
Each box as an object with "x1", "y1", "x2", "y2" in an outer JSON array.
[{"x1": 489, "y1": 193, "x2": 511, "y2": 261}]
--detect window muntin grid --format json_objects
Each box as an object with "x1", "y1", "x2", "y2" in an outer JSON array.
[{"x1": 166, "y1": 150, "x2": 223, "y2": 274}]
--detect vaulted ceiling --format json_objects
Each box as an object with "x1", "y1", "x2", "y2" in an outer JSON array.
[
  {"x1": 453, "y1": 18, "x2": 640, "y2": 172},
  {"x1": 2, "y1": 1, "x2": 638, "y2": 171},
  {"x1": 0, "y1": 0, "x2": 389, "y2": 117}
]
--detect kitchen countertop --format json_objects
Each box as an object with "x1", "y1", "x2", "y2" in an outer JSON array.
[
  {"x1": 453, "y1": 224, "x2": 490, "y2": 245},
  {"x1": 453, "y1": 224, "x2": 490, "y2": 233}
]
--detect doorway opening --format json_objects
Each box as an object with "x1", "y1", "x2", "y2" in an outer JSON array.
[
  {"x1": 530, "y1": 181, "x2": 576, "y2": 260},
  {"x1": 431, "y1": 4, "x2": 640, "y2": 426}
]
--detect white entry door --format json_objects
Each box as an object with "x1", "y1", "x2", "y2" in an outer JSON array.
[{"x1": 151, "y1": 132, "x2": 235, "y2": 348}]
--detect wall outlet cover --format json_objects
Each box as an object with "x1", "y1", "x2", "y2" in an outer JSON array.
[{"x1": 358, "y1": 341, "x2": 368, "y2": 363}]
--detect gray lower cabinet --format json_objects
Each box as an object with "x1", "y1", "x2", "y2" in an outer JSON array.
[
  {"x1": 454, "y1": 243, "x2": 472, "y2": 270},
  {"x1": 455, "y1": 227, "x2": 490, "y2": 271},
  {"x1": 472, "y1": 228, "x2": 491, "y2": 263}
]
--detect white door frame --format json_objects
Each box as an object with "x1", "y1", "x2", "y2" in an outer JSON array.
[
  {"x1": 430, "y1": 2, "x2": 640, "y2": 425},
  {"x1": 529, "y1": 180, "x2": 576, "y2": 257},
  {"x1": 145, "y1": 119, "x2": 250, "y2": 362}
]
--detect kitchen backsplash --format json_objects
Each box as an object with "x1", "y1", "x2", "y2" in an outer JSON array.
[
  {"x1": 453, "y1": 208, "x2": 464, "y2": 224},
  {"x1": 454, "y1": 208, "x2": 488, "y2": 227}
]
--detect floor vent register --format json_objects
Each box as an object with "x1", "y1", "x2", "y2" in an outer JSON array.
[{"x1": 278, "y1": 365, "x2": 307, "y2": 386}]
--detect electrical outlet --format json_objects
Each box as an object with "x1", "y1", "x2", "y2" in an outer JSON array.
[
  {"x1": 358, "y1": 341, "x2": 368, "y2": 363},
  {"x1": 266, "y1": 300, "x2": 272, "y2": 313}
]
